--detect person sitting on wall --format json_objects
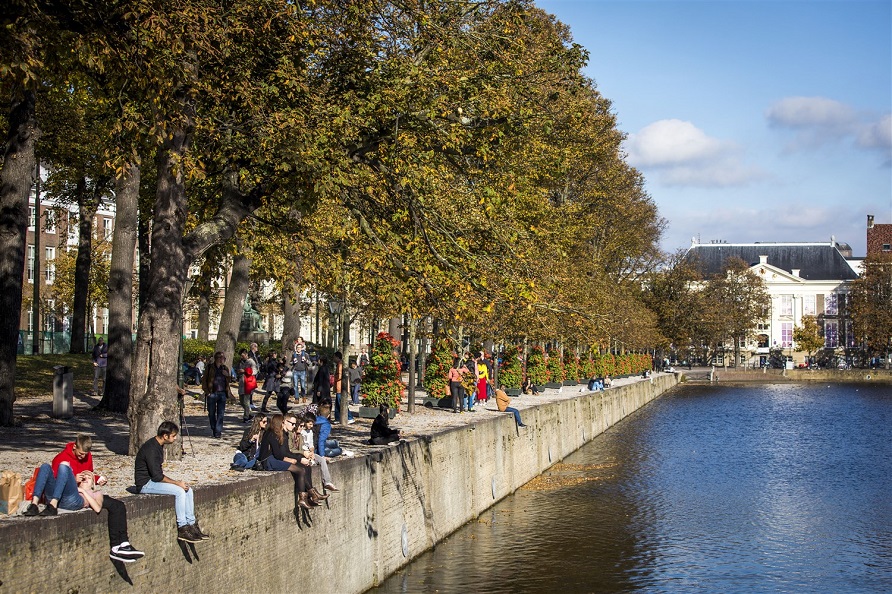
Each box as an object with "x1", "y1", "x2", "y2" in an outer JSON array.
[
  {"x1": 232, "y1": 414, "x2": 268, "y2": 471},
  {"x1": 294, "y1": 411, "x2": 338, "y2": 493},
  {"x1": 603, "y1": 375, "x2": 612, "y2": 388},
  {"x1": 258, "y1": 413, "x2": 323, "y2": 509},
  {"x1": 586, "y1": 377, "x2": 604, "y2": 391},
  {"x1": 24, "y1": 434, "x2": 107, "y2": 516},
  {"x1": 134, "y1": 421, "x2": 210, "y2": 544},
  {"x1": 494, "y1": 388, "x2": 527, "y2": 428},
  {"x1": 369, "y1": 404, "x2": 400, "y2": 445},
  {"x1": 314, "y1": 398, "x2": 344, "y2": 457}
]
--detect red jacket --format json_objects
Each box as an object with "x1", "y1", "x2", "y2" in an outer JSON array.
[{"x1": 51, "y1": 442, "x2": 98, "y2": 481}]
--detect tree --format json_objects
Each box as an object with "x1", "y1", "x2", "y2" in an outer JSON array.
[
  {"x1": 850, "y1": 253, "x2": 892, "y2": 365},
  {"x1": 793, "y1": 315, "x2": 824, "y2": 362},
  {"x1": 697, "y1": 257, "x2": 769, "y2": 367}
]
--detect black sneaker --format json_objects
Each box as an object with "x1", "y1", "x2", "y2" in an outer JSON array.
[
  {"x1": 110, "y1": 542, "x2": 145, "y2": 562},
  {"x1": 176, "y1": 525, "x2": 202, "y2": 543},
  {"x1": 192, "y1": 522, "x2": 211, "y2": 540},
  {"x1": 22, "y1": 503, "x2": 39, "y2": 516},
  {"x1": 39, "y1": 504, "x2": 58, "y2": 516}
]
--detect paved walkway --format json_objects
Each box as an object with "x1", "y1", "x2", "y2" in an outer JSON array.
[{"x1": 0, "y1": 371, "x2": 668, "y2": 504}]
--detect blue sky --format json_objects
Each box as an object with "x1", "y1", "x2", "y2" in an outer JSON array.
[{"x1": 535, "y1": 0, "x2": 892, "y2": 256}]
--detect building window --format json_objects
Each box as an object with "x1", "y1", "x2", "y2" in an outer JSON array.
[
  {"x1": 27, "y1": 244, "x2": 35, "y2": 283},
  {"x1": 825, "y1": 293, "x2": 838, "y2": 316},
  {"x1": 101, "y1": 309, "x2": 109, "y2": 334},
  {"x1": 802, "y1": 295, "x2": 816, "y2": 316},
  {"x1": 45, "y1": 247, "x2": 55, "y2": 284},
  {"x1": 845, "y1": 320, "x2": 855, "y2": 348},
  {"x1": 103, "y1": 217, "x2": 113, "y2": 240},
  {"x1": 27, "y1": 308, "x2": 34, "y2": 332},
  {"x1": 45, "y1": 209, "x2": 56, "y2": 234},
  {"x1": 884, "y1": 244, "x2": 891, "y2": 252},
  {"x1": 28, "y1": 206, "x2": 36, "y2": 231},
  {"x1": 781, "y1": 322, "x2": 793, "y2": 348},
  {"x1": 45, "y1": 299, "x2": 55, "y2": 332},
  {"x1": 780, "y1": 295, "x2": 793, "y2": 316},
  {"x1": 824, "y1": 320, "x2": 838, "y2": 348}
]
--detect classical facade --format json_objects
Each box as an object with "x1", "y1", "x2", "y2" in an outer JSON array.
[{"x1": 686, "y1": 239, "x2": 859, "y2": 367}]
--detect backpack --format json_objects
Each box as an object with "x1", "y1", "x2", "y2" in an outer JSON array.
[{"x1": 244, "y1": 367, "x2": 257, "y2": 393}]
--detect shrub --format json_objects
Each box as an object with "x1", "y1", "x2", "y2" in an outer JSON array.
[
  {"x1": 424, "y1": 338, "x2": 453, "y2": 399},
  {"x1": 361, "y1": 332, "x2": 403, "y2": 410},
  {"x1": 498, "y1": 345, "x2": 523, "y2": 388},
  {"x1": 580, "y1": 356, "x2": 595, "y2": 378},
  {"x1": 563, "y1": 351, "x2": 580, "y2": 382},
  {"x1": 526, "y1": 346, "x2": 549, "y2": 385},
  {"x1": 546, "y1": 348, "x2": 564, "y2": 382}
]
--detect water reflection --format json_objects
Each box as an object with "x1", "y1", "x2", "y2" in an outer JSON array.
[{"x1": 372, "y1": 384, "x2": 892, "y2": 593}]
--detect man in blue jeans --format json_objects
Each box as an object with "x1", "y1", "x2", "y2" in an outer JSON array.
[
  {"x1": 134, "y1": 421, "x2": 210, "y2": 544},
  {"x1": 202, "y1": 351, "x2": 231, "y2": 438}
]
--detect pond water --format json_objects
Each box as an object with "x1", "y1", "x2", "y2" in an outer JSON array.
[{"x1": 372, "y1": 383, "x2": 892, "y2": 593}]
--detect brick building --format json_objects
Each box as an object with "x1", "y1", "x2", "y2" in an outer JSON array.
[{"x1": 866, "y1": 215, "x2": 892, "y2": 256}]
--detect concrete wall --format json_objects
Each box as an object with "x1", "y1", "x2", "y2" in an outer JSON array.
[{"x1": 0, "y1": 374, "x2": 678, "y2": 594}]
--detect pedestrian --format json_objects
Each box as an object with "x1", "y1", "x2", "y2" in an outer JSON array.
[
  {"x1": 291, "y1": 340, "x2": 309, "y2": 400},
  {"x1": 348, "y1": 360, "x2": 362, "y2": 405},
  {"x1": 201, "y1": 351, "x2": 231, "y2": 439},
  {"x1": 92, "y1": 337, "x2": 108, "y2": 396},
  {"x1": 134, "y1": 421, "x2": 209, "y2": 543},
  {"x1": 236, "y1": 349, "x2": 255, "y2": 422}
]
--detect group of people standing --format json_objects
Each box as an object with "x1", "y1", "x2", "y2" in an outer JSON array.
[{"x1": 447, "y1": 351, "x2": 494, "y2": 414}]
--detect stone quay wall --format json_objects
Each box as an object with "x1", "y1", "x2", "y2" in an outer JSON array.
[{"x1": 0, "y1": 374, "x2": 678, "y2": 594}]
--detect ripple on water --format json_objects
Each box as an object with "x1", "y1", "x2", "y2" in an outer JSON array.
[{"x1": 372, "y1": 384, "x2": 892, "y2": 593}]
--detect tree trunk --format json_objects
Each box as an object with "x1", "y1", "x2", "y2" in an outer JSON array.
[
  {"x1": 128, "y1": 126, "x2": 192, "y2": 455},
  {"x1": 215, "y1": 248, "x2": 251, "y2": 361},
  {"x1": 0, "y1": 90, "x2": 39, "y2": 426},
  {"x1": 407, "y1": 317, "x2": 416, "y2": 414},
  {"x1": 339, "y1": 306, "x2": 351, "y2": 425},
  {"x1": 69, "y1": 177, "x2": 98, "y2": 353},
  {"x1": 281, "y1": 277, "x2": 302, "y2": 350},
  {"x1": 98, "y1": 163, "x2": 139, "y2": 413},
  {"x1": 137, "y1": 209, "x2": 151, "y2": 318}
]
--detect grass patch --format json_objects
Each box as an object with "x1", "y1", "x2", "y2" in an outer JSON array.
[{"x1": 15, "y1": 353, "x2": 96, "y2": 399}]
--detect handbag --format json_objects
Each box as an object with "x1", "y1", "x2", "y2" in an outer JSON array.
[
  {"x1": 23, "y1": 466, "x2": 42, "y2": 502},
  {"x1": 0, "y1": 470, "x2": 24, "y2": 515}
]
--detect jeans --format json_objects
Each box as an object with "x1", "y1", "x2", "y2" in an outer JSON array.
[
  {"x1": 293, "y1": 370, "x2": 307, "y2": 397},
  {"x1": 140, "y1": 480, "x2": 195, "y2": 527},
  {"x1": 323, "y1": 439, "x2": 342, "y2": 457},
  {"x1": 207, "y1": 391, "x2": 226, "y2": 437},
  {"x1": 333, "y1": 394, "x2": 354, "y2": 422},
  {"x1": 505, "y1": 406, "x2": 524, "y2": 426},
  {"x1": 465, "y1": 391, "x2": 475, "y2": 411},
  {"x1": 232, "y1": 451, "x2": 257, "y2": 469},
  {"x1": 239, "y1": 390, "x2": 253, "y2": 421},
  {"x1": 93, "y1": 365, "x2": 107, "y2": 395},
  {"x1": 33, "y1": 463, "x2": 83, "y2": 510},
  {"x1": 351, "y1": 383, "x2": 361, "y2": 405},
  {"x1": 450, "y1": 381, "x2": 463, "y2": 411}
]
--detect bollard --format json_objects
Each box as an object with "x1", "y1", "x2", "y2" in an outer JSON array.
[{"x1": 52, "y1": 365, "x2": 74, "y2": 418}]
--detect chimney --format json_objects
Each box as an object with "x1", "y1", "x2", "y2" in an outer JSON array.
[
  {"x1": 868, "y1": 214, "x2": 874, "y2": 229},
  {"x1": 759, "y1": 255, "x2": 768, "y2": 264},
  {"x1": 792, "y1": 269, "x2": 800, "y2": 277}
]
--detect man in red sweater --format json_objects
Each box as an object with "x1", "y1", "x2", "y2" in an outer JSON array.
[{"x1": 24, "y1": 435, "x2": 104, "y2": 516}]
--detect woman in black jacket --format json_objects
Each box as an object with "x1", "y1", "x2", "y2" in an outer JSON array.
[
  {"x1": 232, "y1": 415, "x2": 267, "y2": 470},
  {"x1": 258, "y1": 414, "x2": 322, "y2": 509},
  {"x1": 313, "y1": 357, "x2": 331, "y2": 403}
]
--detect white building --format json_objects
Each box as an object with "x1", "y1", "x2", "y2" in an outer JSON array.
[{"x1": 686, "y1": 239, "x2": 858, "y2": 367}]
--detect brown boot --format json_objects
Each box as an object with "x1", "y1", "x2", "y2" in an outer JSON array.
[
  {"x1": 308, "y1": 487, "x2": 329, "y2": 503},
  {"x1": 297, "y1": 492, "x2": 312, "y2": 510}
]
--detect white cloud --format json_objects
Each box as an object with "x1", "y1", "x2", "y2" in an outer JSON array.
[
  {"x1": 625, "y1": 119, "x2": 764, "y2": 187},
  {"x1": 765, "y1": 96, "x2": 856, "y2": 130},
  {"x1": 766, "y1": 96, "x2": 891, "y2": 162}
]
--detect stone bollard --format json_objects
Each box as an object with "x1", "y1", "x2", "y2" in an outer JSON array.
[{"x1": 52, "y1": 365, "x2": 74, "y2": 418}]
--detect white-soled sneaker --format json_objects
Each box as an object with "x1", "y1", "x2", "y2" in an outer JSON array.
[{"x1": 110, "y1": 542, "x2": 145, "y2": 563}]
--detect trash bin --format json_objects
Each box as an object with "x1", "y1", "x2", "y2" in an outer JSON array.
[{"x1": 52, "y1": 365, "x2": 73, "y2": 418}]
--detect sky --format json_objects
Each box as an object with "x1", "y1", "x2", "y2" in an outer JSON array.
[{"x1": 534, "y1": 0, "x2": 892, "y2": 256}]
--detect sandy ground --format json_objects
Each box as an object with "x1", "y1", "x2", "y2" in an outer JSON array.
[{"x1": 0, "y1": 373, "x2": 657, "y2": 506}]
